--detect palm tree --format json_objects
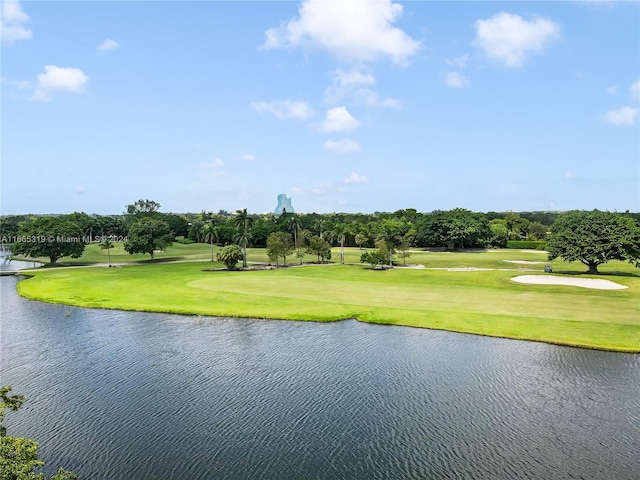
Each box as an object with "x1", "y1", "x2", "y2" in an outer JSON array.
[
  {"x1": 288, "y1": 214, "x2": 301, "y2": 248},
  {"x1": 377, "y1": 227, "x2": 398, "y2": 267},
  {"x1": 329, "y1": 222, "x2": 350, "y2": 264},
  {"x1": 202, "y1": 222, "x2": 219, "y2": 262},
  {"x1": 233, "y1": 208, "x2": 254, "y2": 268},
  {"x1": 99, "y1": 237, "x2": 113, "y2": 267}
]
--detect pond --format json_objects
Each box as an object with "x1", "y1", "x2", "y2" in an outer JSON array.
[{"x1": 1, "y1": 276, "x2": 639, "y2": 479}]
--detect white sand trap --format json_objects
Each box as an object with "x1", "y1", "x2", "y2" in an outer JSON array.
[
  {"x1": 511, "y1": 275, "x2": 627, "y2": 290},
  {"x1": 503, "y1": 260, "x2": 545, "y2": 265}
]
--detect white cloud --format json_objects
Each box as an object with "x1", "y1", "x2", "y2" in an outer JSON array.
[
  {"x1": 323, "y1": 138, "x2": 361, "y2": 154},
  {"x1": 564, "y1": 171, "x2": 576, "y2": 180},
  {"x1": 0, "y1": 0, "x2": 31, "y2": 44},
  {"x1": 445, "y1": 72, "x2": 470, "y2": 88},
  {"x1": 473, "y1": 12, "x2": 560, "y2": 67},
  {"x1": 261, "y1": 0, "x2": 421, "y2": 65},
  {"x1": 31, "y1": 65, "x2": 89, "y2": 102},
  {"x1": 97, "y1": 38, "x2": 120, "y2": 51},
  {"x1": 604, "y1": 106, "x2": 638, "y2": 126},
  {"x1": 631, "y1": 80, "x2": 640, "y2": 102},
  {"x1": 324, "y1": 67, "x2": 400, "y2": 108},
  {"x1": 77, "y1": 186, "x2": 86, "y2": 194},
  {"x1": 242, "y1": 154, "x2": 255, "y2": 161},
  {"x1": 321, "y1": 107, "x2": 360, "y2": 132},
  {"x1": 251, "y1": 100, "x2": 315, "y2": 120},
  {"x1": 201, "y1": 158, "x2": 225, "y2": 169},
  {"x1": 325, "y1": 67, "x2": 375, "y2": 103},
  {"x1": 353, "y1": 88, "x2": 401, "y2": 108},
  {"x1": 606, "y1": 85, "x2": 618, "y2": 95},
  {"x1": 343, "y1": 172, "x2": 369, "y2": 184},
  {"x1": 1, "y1": 76, "x2": 30, "y2": 89},
  {"x1": 446, "y1": 54, "x2": 469, "y2": 69}
]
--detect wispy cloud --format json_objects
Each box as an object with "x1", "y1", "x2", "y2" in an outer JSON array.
[
  {"x1": 242, "y1": 154, "x2": 255, "y2": 161},
  {"x1": 251, "y1": 100, "x2": 315, "y2": 120},
  {"x1": 631, "y1": 80, "x2": 640, "y2": 102},
  {"x1": 97, "y1": 38, "x2": 120, "y2": 51},
  {"x1": 473, "y1": 12, "x2": 560, "y2": 67},
  {"x1": 343, "y1": 172, "x2": 369, "y2": 184},
  {"x1": 0, "y1": 0, "x2": 31, "y2": 45},
  {"x1": 564, "y1": 170, "x2": 576, "y2": 180},
  {"x1": 31, "y1": 65, "x2": 89, "y2": 102},
  {"x1": 1, "y1": 76, "x2": 30, "y2": 89},
  {"x1": 320, "y1": 107, "x2": 360, "y2": 132},
  {"x1": 261, "y1": 0, "x2": 421, "y2": 65},
  {"x1": 604, "y1": 106, "x2": 638, "y2": 126},
  {"x1": 446, "y1": 54, "x2": 469, "y2": 69},
  {"x1": 323, "y1": 138, "x2": 361, "y2": 154},
  {"x1": 445, "y1": 72, "x2": 470, "y2": 88}
]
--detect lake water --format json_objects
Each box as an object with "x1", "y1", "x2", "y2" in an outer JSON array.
[{"x1": 1, "y1": 275, "x2": 639, "y2": 479}]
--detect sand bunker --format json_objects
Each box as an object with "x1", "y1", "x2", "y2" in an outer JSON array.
[
  {"x1": 503, "y1": 260, "x2": 545, "y2": 265},
  {"x1": 511, "y1": 275, "x2": 627, "y2": 290}
]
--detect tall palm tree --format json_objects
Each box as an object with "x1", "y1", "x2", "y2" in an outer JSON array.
[
  {"x1": 99, "y1": 237, "x2": 113, "y2": 267},
  {"x1": 202, "y1": 221, "x2": 219, "y2": 262},
  {"x1": 233, "y1": 208, "x2": 254, "y2": 267},
  {"x1": 329, "y1": 222, "x2": 350, "y2": 264},
  {"x1": 288, "y1": 214, "x2": 301, "y2": 248}
]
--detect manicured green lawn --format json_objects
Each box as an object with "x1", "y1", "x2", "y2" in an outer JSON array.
[{"x1": 17, "y1": 257, "x2": 640, "y2": 352}]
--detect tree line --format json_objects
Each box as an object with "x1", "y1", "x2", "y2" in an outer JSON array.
[{"x1": 2, "y1": 200, "x2": 639, "y2": 273}]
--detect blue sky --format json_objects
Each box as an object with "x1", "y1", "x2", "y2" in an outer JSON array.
[{"x1": 1, "y1": 0, "x2": 639, "y2": 215}]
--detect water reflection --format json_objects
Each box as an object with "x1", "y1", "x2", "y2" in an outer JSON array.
[{"x1": 1, "y1": 276, "x2": 639, "y2": 479}]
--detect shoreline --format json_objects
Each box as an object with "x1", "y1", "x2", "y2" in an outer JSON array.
[{"x1": 12, "y1": 261, "x2": 639, "y2": 354}]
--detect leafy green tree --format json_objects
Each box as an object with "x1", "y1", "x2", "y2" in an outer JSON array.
[
  {"x1": 12, "y1": 217, "x2": 85, "y2": 266},
  {"x1": 306, "y1": 236, "x2": 331, "y2": 263},
  {"x1": 416, "y1": 209, "x2": 490, "y2": 249},
  {"x1": 504, "y1": 213, "x2": 530, "y2": 240},
  {"x1": 487, "y1": 220, "x2": 509, "y2": 248},
  {"x1": 123, "y1": 218, "x2": 173, "y2": 261},
  {"x1": 124, "y1": 199, "x2": 161, "y2": 227},
  {"x1": 1, "y1": 386, "x2": 77, "y2": 480},
  {"x1": 233, "y1": 209, "x2": 254, "y2": 268},
  {"x1": 99, "y1": 237, "x2": 114, "y2": 267},
  {"x1": 216, "y1": 244, "x2": 243, "y2": 270},
  {"x1": 202, "y1": 222, "x2": 220, "y2": 262},
  {"x1": 547, "y1": 210, "x2": 640, "y2": 274},
  {"x1": 266, "y1": 232, "x2": 294, "y2": 267},
  {"x1": 528, "y1": 222, "x2": 549, "y2": 241},
  {"x1": 360, "y1": 250, "x2": 387, "y2": 269}
]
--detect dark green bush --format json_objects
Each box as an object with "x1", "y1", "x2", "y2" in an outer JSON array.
[{"x1": 506, "y1": 240, "x2": 547, "y2": 250}]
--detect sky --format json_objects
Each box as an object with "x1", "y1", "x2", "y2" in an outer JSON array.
[{"x1": 1, "y1": 0, "x2": 639, "y2": 215}]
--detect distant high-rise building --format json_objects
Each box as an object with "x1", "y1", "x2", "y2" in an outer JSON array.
[{"x1": 275, "y1": 194, "x2": 294, "y2": 214}]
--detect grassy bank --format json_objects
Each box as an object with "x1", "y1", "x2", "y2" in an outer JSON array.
[{"x1": 16, "y1": 253, "x2": 640, "y2": 352}]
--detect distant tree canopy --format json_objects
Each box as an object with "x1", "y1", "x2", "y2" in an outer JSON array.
[
  {"x1": 547, "y1": 210, "x2": 640, "y2": 274},
  {"x1": 123, "y1": 218, "x2": 173, "y2": 261},
  {"x1": 6, "y1": 208, "x2": 637, "y2": 262},
  {"x1": 124, "y1": 199, "x2": 162, "y2": 228},
  {"x1": 12, "y1": 217, "x2": 85, "y2": 265}
]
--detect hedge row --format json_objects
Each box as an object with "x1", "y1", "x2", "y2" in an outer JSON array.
[{"x1": 506, "y1": 240, "x2": 548, "y2": 250}]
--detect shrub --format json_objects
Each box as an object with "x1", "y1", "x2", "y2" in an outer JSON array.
[
  {"x1": 216, "y1": 244, "x2": 243, "y2": 270},
  {"x1": 175, "y1": 237, "x2": 194, "y2": 245}
]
